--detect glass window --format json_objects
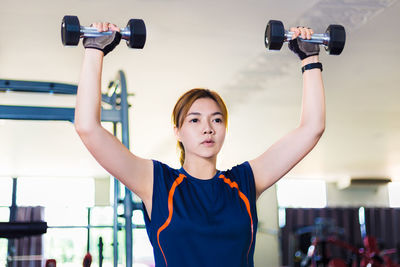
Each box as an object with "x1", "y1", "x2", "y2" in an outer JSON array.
[
  {"x1": 17, "y1": 177, "x2": 94, "y2": 207},
  {"x1": 132, "y1": 210, "x2": 145, "y2": 226},
  {"x1": 0, "y1": 207, "x2": 10, "y2": 221},
  {"x1": 278, "y1": 208, "x2": 286, "y2": 228},
  {"x1": 388, "y1": 182, "x2": 400, "y2": 207},
  {"x1": 133, "y1": 229, "x2": 154, "y2": 265},
  {"x1": 91, "y1": 207, "x2": 113, "y2": 226},
  {"x1": 88, "y1": 228, "x2": 114, "y2": 266},
  {"x1": 43, "y1": 228, "x2": 87, "y2": 266},
  {"x1": 0, "y1": 178, "x2": 12, "y2": 206},
  {"x1": 0, "y1": 239, "x2": 7, "y2": 266},
  {"x1": 45, "y1": 206, "x2": 89, "y2": 226},
  {"x1": 4, "y1": 176, "x2": 154, "y2": 266},
  {"x1": 276, "y1": 179, "x2": 327, "y2": 208}
]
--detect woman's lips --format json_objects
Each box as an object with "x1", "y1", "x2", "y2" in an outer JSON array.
[{"x1": 201, "y1": 140, "x2": 215, "y2": 146}]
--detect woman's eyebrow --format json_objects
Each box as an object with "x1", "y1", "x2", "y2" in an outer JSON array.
[
  {"x1": 186, "y1": 112, "x2": 201, "y2": 117},
  {"x1": 186, "y1": 111, "x2": 222, "y2": 117}
]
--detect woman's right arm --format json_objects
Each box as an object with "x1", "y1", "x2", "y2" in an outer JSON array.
[{"x1": 74, "y1": 39, "x2": 153, "y2": 205}]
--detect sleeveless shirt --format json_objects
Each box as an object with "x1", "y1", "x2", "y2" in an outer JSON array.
[{"x1": 143, "y1": 160, "x2": 258, "y2": 267}]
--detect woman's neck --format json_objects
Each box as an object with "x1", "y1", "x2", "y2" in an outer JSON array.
[{"x1": 182, "y1": 157, "x2": 217, "y2": 180}]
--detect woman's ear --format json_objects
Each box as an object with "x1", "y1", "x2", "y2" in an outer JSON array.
[{"x1": 174, "y1": 126, "x2": 181, "y2": 142}]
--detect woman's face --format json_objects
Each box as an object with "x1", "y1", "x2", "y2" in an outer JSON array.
[{"x1": 175, "y1": 97, "x2": 226, "y2": 162}]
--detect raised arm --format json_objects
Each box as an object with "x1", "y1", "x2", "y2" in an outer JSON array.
[
  {"x1": 74, "y1": 22, "x2": 153, "y2": 205},
  {"x1": 249, "y1": 26, "x2": 325, "y2": 199}
]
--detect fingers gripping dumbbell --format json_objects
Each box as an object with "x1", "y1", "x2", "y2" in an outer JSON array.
[
  {"x1": 61, "y1": 15, "x2": 146, "y2": 49},
  {"x1": 264, "y1": 20, "x2": 346, "y2": 55}
]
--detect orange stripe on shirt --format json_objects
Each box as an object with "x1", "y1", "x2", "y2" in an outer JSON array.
[
  {"x1": 219, "y1": 174, "x2": 254, "y2": 265},
  {"x1": 156, "y1": 173, "x2": 186, "y2": 267}
]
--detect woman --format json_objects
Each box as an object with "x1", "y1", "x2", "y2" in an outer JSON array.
[{"x1": 75, "y1": 22, "x2": 325, "y2": 267}]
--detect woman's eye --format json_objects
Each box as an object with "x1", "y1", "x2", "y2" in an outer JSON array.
[
  {"x1": 190, "y1": 118, "x2": 199, "y2": 123},
  {"x1": 214, "y1": 118, "x2": 223, "y2": 123}
]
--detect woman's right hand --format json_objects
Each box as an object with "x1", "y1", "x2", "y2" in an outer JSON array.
[
  {"x1": 76, "y1": 20, "x2": 154, "y2": 216},
  {"x1": 83, "y1": 22, "x2": 121, "y2": 56},
  {"x1": 288, "y1": 26, "x2": 320, "y2": 61},
  {"x1": 91, "y1": 22, "x2": 120, "y2": 33}
]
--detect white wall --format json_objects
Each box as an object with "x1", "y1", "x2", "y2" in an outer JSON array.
[
  {"x1": 254, "y1": 185, "x2": 280, "y2": 267},
  {"x1": 326, "y1": 182, "x2": 390, "y2": 207}
]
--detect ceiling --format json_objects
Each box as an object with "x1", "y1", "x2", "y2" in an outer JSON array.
[{"x1": 0, "y1": 0, "x2": 399, "y2": 183}]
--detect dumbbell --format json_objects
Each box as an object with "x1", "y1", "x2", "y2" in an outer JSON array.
[
  {"x1": 61, "y1": 15, "x2": 146, "y2": 49},
  {"x1": 264, "y1": 20, "x2": 346, "y2": 55}
]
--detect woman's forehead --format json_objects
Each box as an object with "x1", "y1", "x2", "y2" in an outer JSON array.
[{"x1": 187, "y1": 98, "x2": 221, "y2": 113}]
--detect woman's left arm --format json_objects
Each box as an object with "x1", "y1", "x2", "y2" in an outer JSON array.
[{"x1": 249, "y1": 32, "x2": 325, "y2": 199}]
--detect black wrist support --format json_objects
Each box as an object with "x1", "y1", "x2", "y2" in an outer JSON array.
[{"x1": 301, "y1": 62, "x2": 323, "y2": 74}]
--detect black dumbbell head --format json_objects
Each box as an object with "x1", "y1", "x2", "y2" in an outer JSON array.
[
  {"x1": 265, "y1": 20, "x2": 285, "y2": 50},
  {"x1": 127, "y1": 19, "x2": 146, "y2": 49},
  {"x1": 61, "y1": 15, "x2": 81, "y2": 46},
  {"x1": 325, "y1": 24, "x2": 346, "y2": 55}
]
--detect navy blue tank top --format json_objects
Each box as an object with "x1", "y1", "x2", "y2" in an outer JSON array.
[{"x1": 143, "y1": 160, "x2": 258, "y2": 267}]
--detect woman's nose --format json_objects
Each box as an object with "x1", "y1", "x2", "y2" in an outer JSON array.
[
  {"x1": 203, "y1": 129, "x2": 214, "y2": 134},
  {"x1": 203, "y1": 122, "x2": 214, "y2": 134}
]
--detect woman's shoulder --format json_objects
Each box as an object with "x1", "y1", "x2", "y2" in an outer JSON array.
[
  {"x1": 223, "y1": 161, "x2": 257, "y2": 203},
  {"x1": 152, "y1": 159, "x2": 182, "y2": 181},
  {"x1": 223, "y1": 161, "x2": 253, "y2": 178}
]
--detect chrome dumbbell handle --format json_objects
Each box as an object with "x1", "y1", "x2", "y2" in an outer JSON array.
[
  {"x1": 80, "y1": 26, "x2": 131, "y2": 41},
  {"x1": 284, "y1": 31, "x2": 330, "y2": 46}
]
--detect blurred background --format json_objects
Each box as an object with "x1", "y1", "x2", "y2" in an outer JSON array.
[{"x1": 0, "y1": 0, "x2": 399, "y2": 266}]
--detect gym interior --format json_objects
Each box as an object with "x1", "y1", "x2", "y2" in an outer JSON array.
[{"x1": 1, "y1": 0, "x2": 400, "y2": 266}]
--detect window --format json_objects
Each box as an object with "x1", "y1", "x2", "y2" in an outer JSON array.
[
  {"x1": 0, "y1": 178, "x2": 12, "y2": 206},
  {"x1": 1, "y1": 177, "x2": 154, "y2": 266},
  {"x1": 0, "y1": 178, "x2": 12, "y2": 266},
  {"x1": 133, "y1": 229, "x2": 154, "y2": 265},
  {"x1": 276, "y1": 179, "x2": 327, "y2": 208},
  {"x1": 0, "y1": 239, "x2": 7, "y2": 266},
  {"x1": 0, "y1": 207, "x2": 10, "y2": 221},
  {"x1": 46, "y1": 206, "x2": 89, "y2": 226},
  {"x1": 388, "y1": 182, "x2": 400, "y2": 207},
  {"x1": 44, "y1": 228, "x2": 88, "y2": 266},
  {"x1": 17, "y1": 177, "x2": 94, "y2": 207}
]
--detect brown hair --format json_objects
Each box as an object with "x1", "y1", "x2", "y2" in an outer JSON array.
[{"x1": 172, "y1": 88, "x2": 228, "y2": 166}]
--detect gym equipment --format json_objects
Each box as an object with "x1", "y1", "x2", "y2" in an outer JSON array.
[
  {"x1": 83, "y1": 252, "x2": 92, "y2": 267},
  {"x1": 98, "y1": 237, "x2": 104, "y2": 267},
  {"x1": 293, "y1": 218, "x2": 351, "y2": 267},
  {"x1": 45, "y1": 259, "x2": 56, "y2": 267},
  {"x1": 293, "y1": 219, "x2": 400, "y2": 267},
  {"x1": 61, "y1": 15, "x2": 146, "y2": 49},
  {"x1": 0, "y1": 73, "x2": 144, "y2": 267},
  {"x1": 0, "y1": 221, "x2": 47, "y2": 239},
  {"x1": 264, "y1": 20, "x2": 346, "y2": 55}
]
